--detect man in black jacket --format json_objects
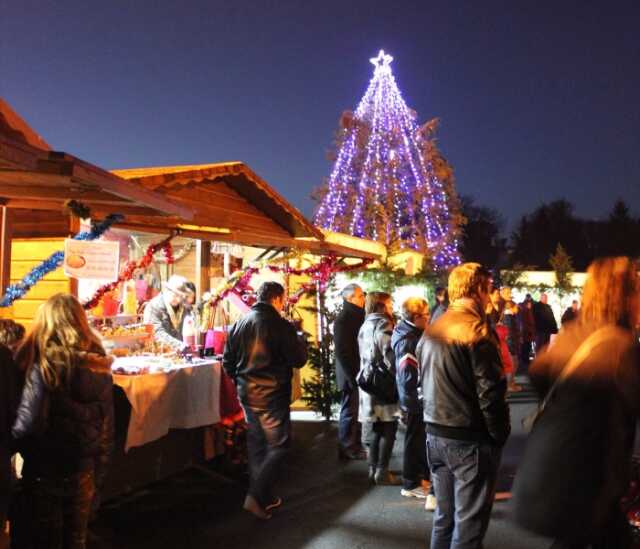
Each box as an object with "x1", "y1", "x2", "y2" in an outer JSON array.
[
  {"x1": 418, "y1": 263, "x2": 510, "y2": 549},
  {"x1": 333, "y1": 283, "x2": 366, "y2": 460},
  {"x1": 561, "y1": 300, "x2": 579, "y2": 326},
  {"x1": 533, "y1": 293, "x2": 558, "y2": 353},
  {"x1": 223, "y1": 281, "x2": 308, "y2": 520}
]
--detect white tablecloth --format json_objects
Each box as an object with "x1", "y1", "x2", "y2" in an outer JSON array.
[{"x1": 113, "y1": 360, "x2": 221, "y2": 451}]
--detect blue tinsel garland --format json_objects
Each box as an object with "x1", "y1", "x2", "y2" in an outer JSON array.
[{"x1": 0, "y1": 214, "x2": 124, "y2": 308}]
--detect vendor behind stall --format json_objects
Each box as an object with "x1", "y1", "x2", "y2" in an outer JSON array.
[{"x1": 144, "y1": 275, "x2": 194, "y2": 351}]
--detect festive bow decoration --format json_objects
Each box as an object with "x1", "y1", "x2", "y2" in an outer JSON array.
[
  {"x1": 82, "y1": 235, "x2": 174, "y2": 309},
  {"x1": 0, "y1": 214, "x2": 124, "y2": 308}
]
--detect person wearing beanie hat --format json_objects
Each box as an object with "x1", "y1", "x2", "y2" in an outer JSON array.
[{"x1": 144, "y1": 275, "x2": 190, "y2": 350}]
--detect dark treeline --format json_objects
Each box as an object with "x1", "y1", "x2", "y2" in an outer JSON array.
[{"x1": 460, "y1": 197, "x2": 640, "y2": 271}]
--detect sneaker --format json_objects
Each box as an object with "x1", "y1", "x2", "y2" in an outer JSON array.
[
  {"x1": 424, "y1": 494, "x2": 437, "y2": 512},
  {"x1": 374, "y1": 469, "x2": 402, "y2": 486},
  {"x1": 400, "y1": 486, "x2": 426, "y2": 499}
]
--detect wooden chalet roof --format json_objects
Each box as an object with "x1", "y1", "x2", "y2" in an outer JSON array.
[
  {"x1": 0, "y1": 99, "x2": 51, "y2": 153},
  {"x1": 0, "y1": 100, "x2": 378, "y2": 259},
  {"x1": 0, "y1": 100, "x2": 193, "y2": 223},
  {"x1": 110, "y1": 163, "x2": 379, "y2": 258},
  {"x1": 113, "y1": 162, "x2": 321, "y2": 240}
]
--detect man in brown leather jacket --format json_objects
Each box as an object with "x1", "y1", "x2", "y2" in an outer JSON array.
[{"x1": 417, "y1": 263, "x2": 510, "y2": 549}]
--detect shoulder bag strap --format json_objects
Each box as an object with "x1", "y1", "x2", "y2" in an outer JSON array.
[{"x1": 539, "y1": 325, "x2": 619, "y2": 413}]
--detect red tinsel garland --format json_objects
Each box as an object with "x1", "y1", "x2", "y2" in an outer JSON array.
[
  {"x1": 82, "y1": 236, "x2": 174, "y2": 310},
  {"x1": 208, "y1": 254, "x2": 373, "y2": 309}
]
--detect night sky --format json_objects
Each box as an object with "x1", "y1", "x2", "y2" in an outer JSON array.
[{"x1": 2, "y1": 1, "x2": 639, "y2": 228}]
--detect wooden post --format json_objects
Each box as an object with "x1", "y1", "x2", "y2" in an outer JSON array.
[
  {"x1": 68, "y1": 215, "x2": 80, "y2": 298},
  {"x1": 0, "y1": 207, "x2": 13, "y2": 296},
  {"x1": 195, "y1": 240, "x2": 211, "y2": 297}
]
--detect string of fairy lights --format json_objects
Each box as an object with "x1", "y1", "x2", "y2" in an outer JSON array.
[{"x1": 314, "y1": 50, "x2": 461, "y2": 269}]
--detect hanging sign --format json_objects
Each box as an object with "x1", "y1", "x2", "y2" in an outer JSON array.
[{"x1": 64, "y1": 239, "x2": 120, "y2": 281}]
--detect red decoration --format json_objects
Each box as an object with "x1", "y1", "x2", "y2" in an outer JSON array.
[
  {"x1": 83, "y1": 236, "x2": 174, "y2": 310},
  {"x1": 207, "y1": 254, "x2": 373, "y2": 310}
]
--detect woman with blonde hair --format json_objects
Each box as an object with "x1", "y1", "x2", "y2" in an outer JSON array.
[
  {"x1": 513, "y1": 257, "x2": 640, "y2": 549},
  {"x1": 12, "y1": 293, "x2": 114, "y2": 549},
  {"x1": 357, "y1": 291, "x2": 400, "y2": 485}
]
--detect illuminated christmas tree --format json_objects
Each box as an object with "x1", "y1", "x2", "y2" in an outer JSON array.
[{"x1": 314, "y1": 50, "x2": 462, "y2": 269}]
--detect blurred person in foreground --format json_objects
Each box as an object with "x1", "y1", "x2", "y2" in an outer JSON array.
[
  {"x1": 0, "y1": 320, "x2": 23, "y2": 549},
  {"x1": 391, "y1": 297, "x2": 436, "y2": 508},
  {"x1": 333, "y1": 283, "x2": 367, "y2": 460},
  {"x1": 223, "y1": 282, "x2": 308, "y2": 520},
  {"x1": 358, "y1": 291, "x2": 400, "y2": 485},
  {"x1": 513, "y1": 257, "x2": 640, "y2": 549},
  {"x1": 12, "y1": 294, "x2": 114, "y2": 549},
  {"x1": 418, "y1": 263, "x2": 510, "y2": 549}
]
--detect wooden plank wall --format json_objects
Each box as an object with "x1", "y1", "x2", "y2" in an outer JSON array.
[{"x1": 0, "y1": 238, "x2": 71, "y2": 328}]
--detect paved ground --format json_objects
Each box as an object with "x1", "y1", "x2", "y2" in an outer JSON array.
[{"x1": 91, "y1": 384, "x2": 552, "y2": 549}]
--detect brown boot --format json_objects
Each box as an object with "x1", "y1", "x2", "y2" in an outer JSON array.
[{"x1": 243, "y1": 494, "x2": 272, "y2": 520}]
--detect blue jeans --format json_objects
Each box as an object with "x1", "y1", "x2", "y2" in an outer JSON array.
[
  {"x1": 338, "y1": 386, "x2": 361, "y2": 451},
  {"x1": 426, "y1": 434, "x2": 502, "y2": 549},
  {"x1": 243, "y1": 404, "x2": 291, "y2": 508}
]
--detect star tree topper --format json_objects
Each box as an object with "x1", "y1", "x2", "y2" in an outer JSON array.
[{"x1": 370, "y1": 49, "x2": 393, "y2": 73}]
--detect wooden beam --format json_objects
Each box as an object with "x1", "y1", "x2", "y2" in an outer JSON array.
[
  {"x1": 2, "y1": 198, "x2": 169, "y2": 217},
  {"x1": 0, "y1": 207, "x2": 13, "y2": 295},
  {"x1": 68, "y1": 161, "x2": 195, "y2": 220},
  {"x1": 195, "y1": 240, "x2": 211, "y2": 297},
  {"x1": 68, "y1": 215, "x2": 79, "y2": 299},
  {"x1": 0, "y1": 183, "x2": 139, "y2": 204}
]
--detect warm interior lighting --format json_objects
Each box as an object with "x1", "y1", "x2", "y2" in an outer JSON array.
[{"x1": 176, "y1": 224, "x2": 231, "y2": 234}]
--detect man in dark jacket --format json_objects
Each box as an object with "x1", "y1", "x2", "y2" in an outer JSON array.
[
  {"x1": 417, "y1": 263, "x2": 510, "y2": 549},
  {"x1": 561, "y1": 300, "x2": 579, "y2": 326},
  {"x1": 392, "y1": 297, "x2": 435, "y2": 505},
  {"x1": 223, "y1": 281, "x2": 308, "y2": 520},
  {"x1": 333, "y1": 283, "x2": 366, "y2": 460},
  {"x1": 533, "y1": 293, "x2": 558, "y2": 353},
  {"x1": 430, "y1": 287, "x2": 448, "y2": 325}
]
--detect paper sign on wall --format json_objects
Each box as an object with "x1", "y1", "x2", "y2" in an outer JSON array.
[{"x1": 64, "y1": 239, "x2": 120, "y2": 281}]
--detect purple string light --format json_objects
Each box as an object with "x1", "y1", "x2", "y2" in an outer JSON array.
[{"x1": 314, "y1": 50, "x2": 461, "y2": 269}]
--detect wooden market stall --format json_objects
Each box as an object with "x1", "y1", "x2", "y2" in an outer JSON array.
[
  {"x1": 0, "y1": 99, "x2": 193, "y2": 326},
  {"x1": 0, "y1": 99, "x2": 381, "y2": 500}
]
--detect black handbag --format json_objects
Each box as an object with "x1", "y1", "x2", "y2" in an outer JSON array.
[{"x1": 357, "y1": 361, "x2": 398, "y2": 404}]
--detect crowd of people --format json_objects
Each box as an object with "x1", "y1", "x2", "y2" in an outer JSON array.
[
  {"x1": 0, "y1": 257, "x2": 639, "y2": 549},
  {"x1": 331, "y1": 259, "x2": 640, "y2": 549}
]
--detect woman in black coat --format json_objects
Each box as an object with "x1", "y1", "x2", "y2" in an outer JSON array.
[
  {"x1": 513, "y1": 257, "x2": 640, "y2": 549},
  {"x1": 12, "y1": 294, "x2": 114, "y2": 549}
]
